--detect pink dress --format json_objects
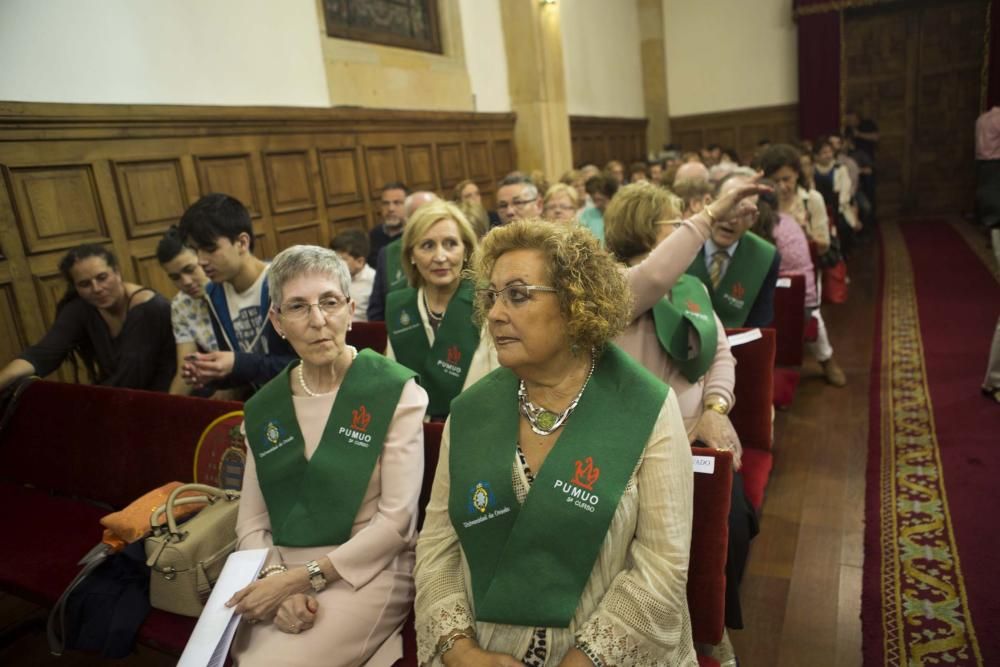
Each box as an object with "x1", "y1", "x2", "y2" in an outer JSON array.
[
  {"x1": 231, "y1": 375, "x2": 428, "y2": 667},
  {"x1": 772, "y1": 213, "x2": 818, "y2": 307}
]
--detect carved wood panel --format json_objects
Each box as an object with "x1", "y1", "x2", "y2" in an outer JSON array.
[
  {"x1": 667, "y1": 106, "x2": 799, "y2": 166},
  {"x1": 844, "y1": 0, "x2": 986, "y2": 215},
  {"x1": 194, "y1": 154, "x2": 262, "y2": 217},
  {"x1": 436, "y1": 143, "x2": 465, "y2": 189},
  {"x1": 112, "y1": 158, "x2": 188, "y2": 238},
  {"x1": 569, "y1": 117, "x2": 649, "y2": 168},
  {"x1": 404, "y1": 144, "x2": 436, "y2": 191},
  {"x1": 263, "y1": 151, "x2": 317, "y2": 215},
  {"x1": 319, "y1": 148, "x2": 364, "y2": 206},
  {"x1": 0, "y1": 283, "x2": 27, "y2": 366},
  {"x1": 364, "y1": 146, "x2": 403, "y2": 197},
  {"x1": 467, "y1": 141, "x2": 490, "y2": 182},
  {"x1": 492, "y1": 140, "x2": 514, "y2": 178},
  {"x1": 9, "y1": 165, "x2": 109, "y2": 254},
  {"x1": 329, "y1": 216, "x2": 369, "y2": 239},
  {"x1": 277, "y1": 224, "x2": 323, "y2": 249}
]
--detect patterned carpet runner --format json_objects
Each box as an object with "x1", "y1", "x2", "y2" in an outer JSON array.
[{"x1": 863, "y1": 220, "x2": 1000, "y2": 667}]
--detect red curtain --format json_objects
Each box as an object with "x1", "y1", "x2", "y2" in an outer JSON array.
[{"x1": 795, "y1": 1, "x2": 842, "y2": 141}]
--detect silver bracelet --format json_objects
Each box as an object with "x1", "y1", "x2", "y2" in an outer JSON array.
[{"x1": 439, "y1": 630, "x2": 473, "y2": 658}]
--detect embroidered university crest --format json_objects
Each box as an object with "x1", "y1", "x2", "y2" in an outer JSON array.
[
  {"x1": 470, "y1": 481, "x2": 491, "y2": 514},
  {"x1": 351, "y1": 405, "x2": 372, "y2": 432},
  {"x1": 265, "y1": 421, "x2": 281, "y2": 445},
  {"x1": 399, "y1": 310, "x2": 412, "y2": 327},
  {"x1": 731, "y1": 282, "x2": 746, "y2": 300},
  {"x1": 447, "y1": 345, "x2": 462, "y2": 365},
  {"x1": 571, "y1": 457, "x2": 600, "y2": 491}
]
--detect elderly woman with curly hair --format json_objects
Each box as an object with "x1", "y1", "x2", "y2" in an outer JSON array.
[{"x1": 414, "y1": 219, "x2": 699, "y2": 667}]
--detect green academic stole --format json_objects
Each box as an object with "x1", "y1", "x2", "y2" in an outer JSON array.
[
  {"x1": 385, "y1": 239, "x2": 408, "y2": 292},
  {"x1": 243, "y1": 350, "x2": 416, "y2": 547},
  {"x1": 448, "y1": 344, "x2": 669, "y2": 627},
  {"x1": 686, "y1": 231, "x2": 777, "y2": 328},
  {"x1": 650, "y1": 275, "x2": 718, "y2": 384},
  {"x1": 386, "y1": 281, "x2": 479, "y2": 417}
]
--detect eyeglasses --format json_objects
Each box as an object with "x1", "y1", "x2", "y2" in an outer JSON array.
[
  {"x1": 476, "y1": 284, "x2": 557, "y2": 309},
  {"x1": 544, "y1": 204, "x2": 577, "y2": 213},
  {"x1": 497, "y1": 198, "x2": 538, "y2": 210},
  {"x1": 274, "y1": 296, "x2": 350, "y2": 321}
]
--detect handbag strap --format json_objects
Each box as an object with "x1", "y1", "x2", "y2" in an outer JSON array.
[
  {"x1": 46, "y1": 542, "x2": 112, "y2": 656},
  {"x1": 162, "y1": 483, "x2": 236, "y2": 535},
  {"x1": 148, "y1": 495, "x2": 215, "y2": 532}
]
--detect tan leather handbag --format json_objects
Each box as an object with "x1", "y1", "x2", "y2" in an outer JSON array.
[{"x1": 144, "y1": 483, "x2": 240, "y2": 617}]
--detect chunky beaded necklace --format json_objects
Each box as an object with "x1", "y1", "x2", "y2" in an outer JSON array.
[{"x1": 517, "y1": 350, "x2": 596, "y2": 436}]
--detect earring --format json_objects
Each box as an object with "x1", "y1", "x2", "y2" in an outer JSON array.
[{"x1": 348, "y1": 323, "x2": 353, "y2": 331}]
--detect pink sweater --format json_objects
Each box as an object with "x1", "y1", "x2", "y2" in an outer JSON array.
[
  {"x1": 616, "y1": 219, "x2": 737, "y2": 437},
  {"x1": 772, "y1": 213, "x2": 818, "y2": 307}
]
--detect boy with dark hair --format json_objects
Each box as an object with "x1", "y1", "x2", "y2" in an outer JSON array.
[
  {"x1": 330, "y1": 228, "x2": 375, "y2": 322},
  {"x1": 177, "y1": 193, "x2": 295, "y2": 391}
]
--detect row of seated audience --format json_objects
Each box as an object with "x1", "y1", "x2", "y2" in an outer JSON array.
[{"x1": 0, "y1": 136, "x2": 868, "y2": 666}]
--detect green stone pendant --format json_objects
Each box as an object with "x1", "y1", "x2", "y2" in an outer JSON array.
[{"x1": 536, "y1": 410, "x2": 558, "y2": 431}]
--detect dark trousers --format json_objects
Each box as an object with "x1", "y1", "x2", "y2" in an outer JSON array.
[{"x1": 725, "y1": 471, "x2": 759, "y2": 629}]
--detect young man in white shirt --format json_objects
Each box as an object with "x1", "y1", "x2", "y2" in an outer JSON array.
[
  {"x1": 177, "y1": 193, "x2": 296, "y2": 391},
  {"x1": 330, "y1": 228, "x2": 375, "y2": 322}
]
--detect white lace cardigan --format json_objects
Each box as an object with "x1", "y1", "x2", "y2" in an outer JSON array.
[{"x1": 413, "y1": 392, "x2": 699, "y2": 667}]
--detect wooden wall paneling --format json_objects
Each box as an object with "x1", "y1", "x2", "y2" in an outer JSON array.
[
  {"x1": 568, "y1": 117, "x2": 649, "y2": 168},
  {"x1": 193, "y1": 154, "x2": 262, "y2": 218},
  {"x1": 492, "y1": 140, "x2": 514, "y2": 179},
  {"x1": 363, "y1": 145, "x2": 404, "y2": 198},
  {"x1": 667, "y1": 105, "x2": 799, "y2": 166},
  {"x1": 435, "y1": 143, "x2": 465, "y2": 191},
  {"x1": 31, "y1": 264, "x2": 79, "y2": 383},
  {"x1": 128, "y1": 234, "x2": 178, "y2": 300},
  {"x1": 8, "y1": 165, "x2": 111, "y2": 254},
  {"x1": 404, "y1": 144, "x2": 438, "y2": 192},
  {"x1": 0, "y1": 103, "x2": 516, "y2": 387},
  {"x1": 111, "y1": 158, "x2": 188, "y2": 239}
]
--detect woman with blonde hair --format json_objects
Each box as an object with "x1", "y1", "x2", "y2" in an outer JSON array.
[
  {"x1": 385, "y1": 200, "x2": 496, "y2": 419},
  {"x1": 415, "y1": 219, "x2": 699, "y2": 666},
  {"x1": 451, "y1": 179, "x2": 481, "y2": 206},
  {"x1": 605, "y1": 181, "x2": 762, "y2": 666},
  {"x1": 541, "y1": 183, "x2": 580, "y2": 225}
]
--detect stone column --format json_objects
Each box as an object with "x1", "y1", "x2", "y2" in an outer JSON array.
[
  {"x1": 499, "y1": 0, "x2": 573, "y2": 177},
  {"x1": 638, "y1": 0, "x2": 670, "y2": 156}
]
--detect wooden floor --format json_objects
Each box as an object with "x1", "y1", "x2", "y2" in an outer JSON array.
[
  {"x1": 730, "y1": 235, "x2": 877, "y2": 667},
  {"x1": 0, "y1": 238, "x2": 881, "y2": 666}
]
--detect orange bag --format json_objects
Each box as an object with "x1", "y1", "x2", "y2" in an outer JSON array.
[{"x1": 100, "y1": 481, "x2": 207, "y2": 548}]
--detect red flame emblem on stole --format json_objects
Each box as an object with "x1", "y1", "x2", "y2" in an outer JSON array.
[
  {"x1": 571, "y1": 457, "x2": 600, "y2": 491},
  {"x1": 731, "y1": 282, "x2": 746, "y2": 299},
  {"x1": 447, "y1": 345, "x2": 462, "y2": 365},
  {"x1": 351, "y1": 405, "x2": 372, "y2": 432},
  {"x1": 686, "y1": 299, "x2": 701, "y2": 313}
]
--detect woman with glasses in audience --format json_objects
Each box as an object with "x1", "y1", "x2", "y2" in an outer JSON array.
[
  {"x1": 415, "y1": 219, "x2": 699, "y2": 666},
  {"x1": 385, "y1": 200, "x2": 497, "y2": 420},
  {"x1": 605, "y1": 182, "x2": 757, "y2": 667},
  {"x1": 0, "y1": 243, "x2": 174, "y2": 393},
  {"x1": 229, "y1": 245, "x2": 427, "y2": 667},
  {"x1": 541, "y1": 184, "x2": 580, "y2": 225}
]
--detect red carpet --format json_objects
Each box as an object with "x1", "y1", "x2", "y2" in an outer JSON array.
[{"x1": 863, "y1": 220, "x2": 1000, "y2": 666}]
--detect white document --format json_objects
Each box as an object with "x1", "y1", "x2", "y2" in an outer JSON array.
[
  {"x1": 692, "y1": 455, "x2": 716, "y2": 475},
  {"x1": 177, "y1": 548, "x2": 268, "y2": 667},
  {"x1": 727, "y1": 328, "x2": 763, "y2": 347},
  {"x1": 776, "y1": 277, "x2": 792, "y2": 288}
]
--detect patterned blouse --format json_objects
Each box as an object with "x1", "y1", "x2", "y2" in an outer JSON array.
[{"x1": 170, "y1": 291, "x2": 219, "y2": 352}]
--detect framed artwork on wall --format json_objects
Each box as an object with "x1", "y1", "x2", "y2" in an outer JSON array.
[{"x1": 322, "y1": 0, "x2": 442, "y2": 54}]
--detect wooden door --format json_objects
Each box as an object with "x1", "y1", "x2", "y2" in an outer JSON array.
[{"x1": 844, "y1": 0, "x2": 987, "y2": 218}]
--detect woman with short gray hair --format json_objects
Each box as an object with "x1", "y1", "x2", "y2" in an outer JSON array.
[{"x1": 228, "y1": 244, "x2": 428, "y2": 666}]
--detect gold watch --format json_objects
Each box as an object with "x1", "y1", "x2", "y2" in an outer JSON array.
[{"x1": 705, "y1": 397, "x2": 730, "y2": 415}]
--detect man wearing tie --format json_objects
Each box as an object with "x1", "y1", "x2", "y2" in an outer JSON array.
[{"x1": 687, "y1": 175, "x2": 781, "y2": 329}]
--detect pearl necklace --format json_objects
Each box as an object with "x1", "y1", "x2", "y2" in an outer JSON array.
[
  {"x1": 297, "y1": 348, "x2": 357, "y2": 397},
  {"x1": 422, "y1": 290, "x2": 444, "y2": 322},
  {"x1": 518, "y1": 350, "x2": 596, "y2": 436}
]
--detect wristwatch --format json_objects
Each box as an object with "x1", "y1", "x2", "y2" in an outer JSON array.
[
  {"x1": 705, "y1": 396, "x2": 730, "y2": 415},
  {"x1": 304, "y1": 560, "x2": 327, "y2": 592}
]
